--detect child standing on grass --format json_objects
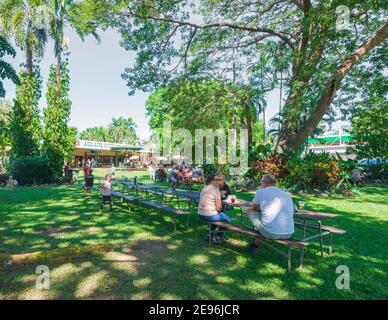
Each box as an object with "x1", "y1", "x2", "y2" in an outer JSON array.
[
  {"x1": 100, "y1": 174, "x2": 113, "y2": 213},
  {"x1": 6, "y1": 175, "x2": 14, "y2": 191},
  {"x1": 84, "y1": 169, "x2": 94, "y2": 198}
]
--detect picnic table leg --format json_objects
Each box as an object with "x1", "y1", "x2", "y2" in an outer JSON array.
[
  {"x1": 300, "y1": 220, "x2": 307, "y2": 264},
  {"x1": 318, "y1": 221, "x2": 324, "y2": 257},
  {"x1": 173, "y1": 215, "x2": 177, "y2": 232},
  {"x1": 287, "y1": 246, "x2": 292, "y2": 272},
  {"x1": 329, "y1": 232, "x2": 333, "y2": 256},
  {"x1": 208, "y1": 224, "x2": 212, "y2": 245},
  {"x1": 299, "y1": 247, "x2": 305, "y2": 268}
]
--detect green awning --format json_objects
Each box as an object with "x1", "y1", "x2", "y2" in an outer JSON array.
[{"x1": 308, "y1": 135, "x2": 352, "y2": 144}]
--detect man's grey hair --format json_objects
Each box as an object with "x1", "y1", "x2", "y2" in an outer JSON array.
[{"x1": 261, "y1": 174, "x2": 277, "y2": 185}]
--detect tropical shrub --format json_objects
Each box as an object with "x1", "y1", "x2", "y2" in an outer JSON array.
[
  {"x1": 249, "y1": 151, "x2": 344, "y2": 192},
  {"x1": 228, "y1": 175, "x2": 260, "y2": 192},
  {"x1": 0, "y1": 173, "x2": 10, "y2": 185},
  {"x1": 9, "y1": 156, "x2": 54, "y2": 185},
  {"x1": 370, "y1": 163, "x2": 388, "y2": 181}
]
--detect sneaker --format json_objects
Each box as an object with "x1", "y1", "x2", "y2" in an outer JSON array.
[
  {"x1": 248, "y1": 242, "x2": 259, "y2": 253},
  {"x1": 212, "y1": 236, "x2": 224, "y2": 245}
]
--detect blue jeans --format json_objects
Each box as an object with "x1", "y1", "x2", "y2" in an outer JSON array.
[{"x1": 198, "y1": 212, "x2": 231, "y2": 236}]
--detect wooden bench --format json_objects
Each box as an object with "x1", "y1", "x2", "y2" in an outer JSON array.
[
  {"x1": 294, "y1": 221, "x2": 346, "y2": 256},
  {"x1": 92, "y1": 187, "x2": 138, "y2": 211},
  {"x1": 201, "y1": 220, "x2": 309, "y2": 272},
  {"x1": 140, "y1": 200, "x2": 191, "y2": 231}
]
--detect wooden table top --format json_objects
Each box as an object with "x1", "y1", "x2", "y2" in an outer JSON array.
[
  {"x1": 222, "y1": 198, "x2": 337, "y2": 221},
  {"x1": 222, "y1": 198, "x2": 253, "y2": 208},
  {"x1": 294, "y1": 210, "x2": 338, "y2": 220}
]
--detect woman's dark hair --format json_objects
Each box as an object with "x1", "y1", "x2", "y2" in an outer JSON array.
[{"x1": 205, "y1": 173, "x2": 218, "y2": 185}]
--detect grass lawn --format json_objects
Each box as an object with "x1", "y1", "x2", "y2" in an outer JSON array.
[{"x1": 0, "y1": 169, "x2": 387, "y2": 299}]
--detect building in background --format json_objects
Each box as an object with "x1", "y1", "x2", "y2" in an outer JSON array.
[
  {"x1": 306, "y1": 134, "x2": 355, "y2": 159},
  {"x1": 72, "y1": 140, "x2": 152, "y2": 167}
]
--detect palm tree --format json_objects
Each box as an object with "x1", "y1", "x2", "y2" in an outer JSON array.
[
  {"x1": 0, "y1": 0, "x2": 50, "y2": 74},
  {"x1": 48, "y1": 0, "x2": 100, "y2": 83},
  {"x1": 0, "y1": 36, "x2": 19, "y2": 97},
  {"x1": 109, "y1": 117, "x2": 137, "y2": 144}
]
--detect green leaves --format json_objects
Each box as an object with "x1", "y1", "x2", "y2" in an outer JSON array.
[
  {"x1": 79, "y1": 117, "x2": 138, "y2": 144},
  {"x1": 0, "y1": 36, "x2": 19, "y2": 97},
  {"x1": 9, "y1": 68, "x2": 43, "y2": 159},
  {"x1": 42, "y1": 60, "x2": 73, "y2": 178}
]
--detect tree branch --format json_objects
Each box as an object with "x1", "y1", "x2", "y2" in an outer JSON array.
[
  {"x1": 294, "y1": 19, "x2": 388, "y2": 148},
  {"x1": 118, "y1": 10, "x2": 295, "y2": 49}
]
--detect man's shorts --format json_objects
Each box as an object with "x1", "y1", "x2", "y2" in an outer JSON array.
[{"x1": 247, "y1": 211, "x2": 293, "y2": 240}]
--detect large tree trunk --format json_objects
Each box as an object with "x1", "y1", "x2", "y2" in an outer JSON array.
[{"x1": 277, "y1": 19, "x2": 388, "y2": 152}]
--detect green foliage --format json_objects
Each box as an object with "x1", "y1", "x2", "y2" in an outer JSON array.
[
  {"x1": 146, "y1": 78, "x2": 261, "y2": 145},
  {"x1": 248, "y1": 151, "x2": 348, "y2": 193},
  {"x1": 9, "y1": 155, "x2": 54, "y2": 185},
  {"x1": 370, "y1": 163, "x2": 388, "y2": 181},
  {"x1": 107, "y1": 0, "x2": 388, "y2": 151},
  {"x1": 0, "y1": 0, "x2": 50, "y2": 72},
  {"x1": 349, "y1": 96, "x2": 388, "y2": 161},
  {"x1": 281, "y1": 152, "x2": 341, "y2": 192},
  {"x1": 9, "y1": 68, "x2": 42, "y2": 159},
  {"x1": 0, "y1": 36, "x2": 19, "y2": 97},
  {"x1": 42, "y1": 60, "x2": 73, "y2": 178},
  {"x1": 0, "y1": 99, "x2": 12, "y2": 171},
  {"x1": 79, "y1": 117, "x2": 138, "y2": 144}
]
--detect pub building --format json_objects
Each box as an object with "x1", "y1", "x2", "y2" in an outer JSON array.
[{"x1": 72, "y1": 139, "x2": 151, "y2": 168}]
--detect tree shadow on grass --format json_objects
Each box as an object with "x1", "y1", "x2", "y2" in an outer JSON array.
[{"x1": 0, "y1": 185, "x2": 387, "y2": 299}]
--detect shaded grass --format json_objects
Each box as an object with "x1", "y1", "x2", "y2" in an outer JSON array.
[{"x1": 0, "y1": 171, "x2": 387, "y2": 299}]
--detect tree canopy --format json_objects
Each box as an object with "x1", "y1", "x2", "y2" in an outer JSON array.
[
  {"x1": 83, "y1": 0, "x2": 387, "y2": 152},
  {"x1": 79, "y1": 116, "x2": 138, "y2": 144},
  {"x1": 146, "y1": 78, "x2": 263, "y2": 145}
]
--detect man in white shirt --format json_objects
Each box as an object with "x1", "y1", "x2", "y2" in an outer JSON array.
[{"x1": 247, "y1": 174, "x2": 294, "y2": 251}]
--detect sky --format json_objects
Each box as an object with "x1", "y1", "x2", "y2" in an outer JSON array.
[{"x1": 3, "y1": 27, "x2": 284, "y2": 140}]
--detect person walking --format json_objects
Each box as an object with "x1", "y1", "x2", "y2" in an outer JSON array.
[{"x1": 99, "y1": 174, "x2": 113, "y2": 213}]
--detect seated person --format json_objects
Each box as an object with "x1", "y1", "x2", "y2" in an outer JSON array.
[
  {"x1": 182, "y1": 165, "x2": 193, "y2": 183},
  {"x1": 177, "y1": 162, "x2": 185, "y2": 173},
  {"x1": 197, "y1": 174, "x2": 231, "y2": 244},
  {"x1": 156, "y1": 163, "x2": 167, "y2": 182},
  {"x1": 84, "y1": 170, "x2": 94, "y2": 198},
  {"x1": 219, "y1": 175, "x2": 232, "y2": 211},
  {"x1": 351, "y1": 168, "x2": 363, "y2": 185},
  {"x1": 192, "y1": 165, "x2": 204, "y2": 183},
  {"x1": 247, "y1": 174, "x2": 294, "y2": 251},
  {"x1": 169, "y1": 167, "x2": 181, "y2": 190}
]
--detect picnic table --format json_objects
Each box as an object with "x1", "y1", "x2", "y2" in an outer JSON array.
[
  {"x1": 222, "y1": 198, "x2": 252, "y2": 219},
  {"x1": 221, "y1": 197, "x2": 346, "y2": 257}
]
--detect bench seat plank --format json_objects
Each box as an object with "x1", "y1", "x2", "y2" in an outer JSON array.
[
  {"x1": 207, "y1": 221, "x2": 308, "y2": 248},
  {"x1": 294, "y1": 221, "x2": 346, "y2": 234},
  {"x1": 141, "y1": 200, "x2": 191, "y2": 215}
]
